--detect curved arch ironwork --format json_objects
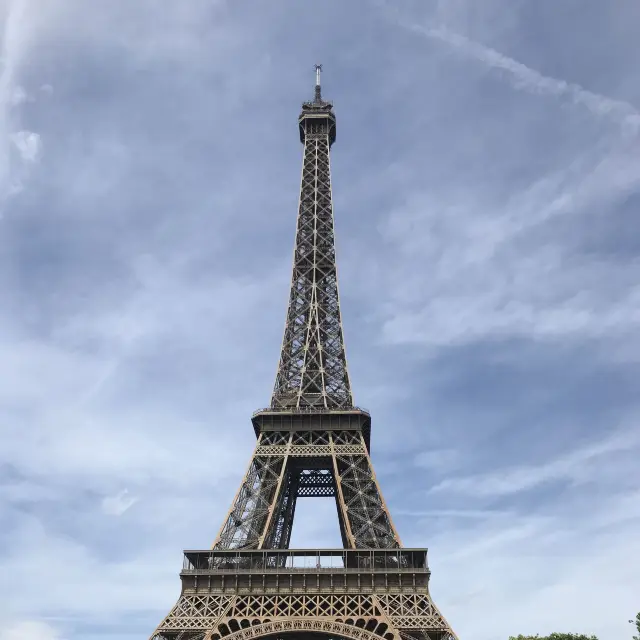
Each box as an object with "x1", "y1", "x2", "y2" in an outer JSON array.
[{"x1": 210, "y1": 619, "x2": 396, "y2": 640}]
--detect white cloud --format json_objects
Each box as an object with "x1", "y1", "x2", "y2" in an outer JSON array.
[
  {"x1": 10, "y1": 130, "x2": 41, "y2": 163},
  {"x1": 425, "y1": 496, "x2": 640, "y2": 640},
  {"x1": 0, "y1": 334, "x2": 256, "y2": 488},
  {"x1": 10, "y1": 84, "x2": 28, "y2": 105},
  {"x1": 367, "y1": 4, "x2": 640, "y2": 362},
  {"x1": 395, "y1": 508, "x2": 511, "y2": 519},
  {"x1": 0, "y1": 515, "x2": 178, "y2": 619},
  {"x1": 380, "y1": 2, "x2": 640, "y2": 134},
  {"x1": 0, "y1": 2, "x2": 48, "y2": 203},
  {"x1": 376, "y1": 140, "x2": 640, "y2": 349},
  {"x1": 430, "y1": 425, "x2": 640, "y2": 497},
  {"x1": 0, "y1": 621, "x2": 62, "y2": 640},
  {"x1": 421, "y1": 25, "x2": 640, "y2": 133},
  {"x1": 413, "y1": 448, "x2": 461, "y2": 473},
  {"x1": 1, "y1": 2, "x2": 639, "y2": 640},
  {"x1": 101, "y1": 489, "x2": 139, "y2": 516},
  {"x1": 398, "y1": 422, "x2": 640, "y2": 639}
]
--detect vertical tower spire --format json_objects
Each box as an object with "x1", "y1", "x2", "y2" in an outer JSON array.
[
  {"x1": 314, "y1": 63, "x2": 322, "y2": 102},
  {"x1": 271, "y1": 65, "x2": 353, "y2": 410}
]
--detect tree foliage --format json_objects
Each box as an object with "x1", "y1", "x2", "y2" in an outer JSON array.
[
  {"x1": 508, "y1": 634, "x2": 598, "y2": 640},
  {"x1": 630, "y1": 611, "x2": 640, "y2": 640}
]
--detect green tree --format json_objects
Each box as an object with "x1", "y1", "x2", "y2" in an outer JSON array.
[
  {"x1": 508, "y1": 634, "x2": 598, "y2": 640},
  {"x1": 630, "y1": 611, "x2": 640, "y2": 640}
]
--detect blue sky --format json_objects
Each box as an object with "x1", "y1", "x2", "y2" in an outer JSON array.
[{"x1": 1, "y1": 1, "x2": 639, "y2": 639}]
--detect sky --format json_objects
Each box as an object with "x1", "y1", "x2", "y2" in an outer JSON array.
[{"x1": 1, "y1": 1, "x2": 639, "y2": 639}]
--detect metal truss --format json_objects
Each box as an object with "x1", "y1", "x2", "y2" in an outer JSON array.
[
  {"x1": 271, "y1": 73, "x2": 352, "y2": 411},
  {"x1": 213, "y1": 429, "x2": 401, "y2": 551},
  {"x1": 149, "y1": 69, "x2": 457, "y2": 640},
  {"x1": 152, "y1": 592, "x2": 457, "y2": 640},
  {"x1": 297, "y1": 469, "x2": 335, "y2": 497}
]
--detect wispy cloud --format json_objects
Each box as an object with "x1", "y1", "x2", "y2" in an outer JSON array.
[
  {"x1": 419, "y1": 26, "x2": 640, "y2": 132},
  {"x1": 376, "y1": 140, "x2": 640, "y2": 349},
  {"x1": 413, "y1": 448, "x2": 461, "y2": 473},
  {"x1": 101, "y1": 489, "x2": 138, "y2": 516},
  {"x1": 10, "y1": 129, "x2": 40, "y2": 162},
  {"x1": 1, "y1": 2, "x2": 639, "y2": 640},
  {"x1": 338, "y1": 5, "x2": 640, "y2": 360},
  {"x1": 0, "y1": 620, "x2": 62, "y2": 640},
  {"x1": 395, "y1": 508, "x2": 511, "y2": 519},
  {"x1": 427, "y1": 498, "x2": 640, "y2": 637},
  {"x1": 379, "y1": 1, "x2": 640, "y2": 133},
  {"x1": 430, "y1": 426, "x2": 640, "y2": 497},
  {"x1": 0, "y1": 0, "x2": 48, "y2": 205}
]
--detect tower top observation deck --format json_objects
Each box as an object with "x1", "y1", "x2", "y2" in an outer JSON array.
[{"x1": 299, "y1": 64, "x2": 336, "y2": 145}]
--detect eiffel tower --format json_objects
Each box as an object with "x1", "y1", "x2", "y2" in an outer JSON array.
[{"x1": 150, "y1": 66, "x2": 457, "y2": 640}]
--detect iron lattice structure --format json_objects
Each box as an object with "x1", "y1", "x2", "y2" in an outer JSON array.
[
  {"x1": 271, "y1": 75, "x2": 351, "y2": 412},
  {"x1": 150, "y1": 67, "x2": 457, "y2": 640}
]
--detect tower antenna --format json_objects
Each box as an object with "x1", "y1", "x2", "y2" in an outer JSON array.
[{"x1": 314, "y1": 63, "x2": 323, "y2": 101}]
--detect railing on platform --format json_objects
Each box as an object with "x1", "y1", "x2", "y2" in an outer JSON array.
[
  {"x1": 182, "y1": 548, "x2": 428, "y2": 573},
  {"x1": 252, "y1": 406, "x2": 370, "y2": 418}
]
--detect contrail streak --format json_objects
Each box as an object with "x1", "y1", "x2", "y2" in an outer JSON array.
[{"x1": 378, "y1": 2, "x2": 640, "y2": 134}]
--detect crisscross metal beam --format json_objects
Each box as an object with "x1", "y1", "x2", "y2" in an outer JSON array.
[{"x1": 150, "y1": 68, "x2": 457, "y2": 640}]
